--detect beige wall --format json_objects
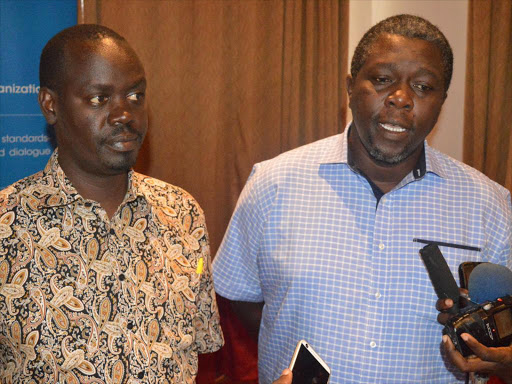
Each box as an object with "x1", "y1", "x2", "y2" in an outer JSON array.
[{"x1": 348, "y1": 0, "x2": 468, "y2": 161}]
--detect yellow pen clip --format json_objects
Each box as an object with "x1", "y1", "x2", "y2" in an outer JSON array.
[{"x1": 196, "y1": 257, "x2": 204, "y2": 274}]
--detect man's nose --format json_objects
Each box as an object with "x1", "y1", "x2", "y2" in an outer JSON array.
[
  {"x1": 108, "y1": 98, "x2": 133, "y2": 126},
  {"x1": 385, "y1": 84, "x2": 413, "y2": 111}
]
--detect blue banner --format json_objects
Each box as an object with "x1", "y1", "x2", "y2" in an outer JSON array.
[{"x1": 0, "y1": 0, "x2": 76, "y2": 189}]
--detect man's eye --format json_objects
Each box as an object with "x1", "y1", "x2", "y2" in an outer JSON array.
[
  {"x1": 127, "y1": 92, "x2": 144, "y2": 102},
  {"x1": 90, "y1": 95, "x2": 107, "y2": 105},
  {"x1": 413, "y1": 84, "x2": 432, "y2": 92},
  {"x1": 374, "y1": 77, "x2": 391, "y2": 84}
]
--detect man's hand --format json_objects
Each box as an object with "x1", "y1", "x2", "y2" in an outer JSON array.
[
  {"x1": 436, "y1": 297, "x2": 456, "y2": 324},
  {"x1": 435, "y1": 289, "x2": 512, "y2": 382},
  {"x1": 443, "y1": 333, "x2": 512, "y2": 384},
  {"x1": 273, "y1": 369, "x2": 293, "y2": 384},
  {"x1": 436, "y1": 288, "x2": 469, "y2": 325}
]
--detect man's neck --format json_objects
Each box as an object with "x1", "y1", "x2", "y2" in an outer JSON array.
[
  {"x1": 347, "y1": 126, "x2": 422, "y2": 194},
  {"x1": 59, "y1": 162, "x2": 129, "y2": 219}
]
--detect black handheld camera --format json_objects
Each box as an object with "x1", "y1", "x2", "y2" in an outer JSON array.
[
  {"x1": 443, "y1": 295, "x2": 512, "y2": 357},
  {"x1": 419, "y1": 244, "x2": 512, "y2": 357}
]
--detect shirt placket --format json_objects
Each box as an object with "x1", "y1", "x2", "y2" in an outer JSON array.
[{"x1": 363, "y1": 192, "x2": 394, "y2": 381}]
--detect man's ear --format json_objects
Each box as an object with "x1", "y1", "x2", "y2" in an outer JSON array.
[
  {"x1": 346, "y1": 74, "x2": 354, "y2": 97},
  {"x1": 346, "y1": 74, "x2": 355, "y2": 110},
  {"x1": 38, "y1": 87, "x2": 57, "y2": 125}
]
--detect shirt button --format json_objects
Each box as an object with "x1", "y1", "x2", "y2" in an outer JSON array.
[
  {"x1": 370, "y1": 341, "x2": 377, "y2": 348},
  {"x1": 138, "y1": 371, "x2": 145, "y2": 379},
  {"x1": 378, "y1": 243, "x2": 385, "y2": 250},
  {"x1": 375, "y1": 291, "x2": 382, "y2": 299},
  {"x1": 381, "y1": 197, "x2": 386, "y2": 204},
  {"x1": 84, "y1": 202, "x2": 92, "y2": 208},
  {"x1": 110, "y1": 228, "x2": 115, "y2": 235},
  {"x1": 119, "y1": 273, "x2": 126, "y2": 281},
  {"x1": 127, "y1": 321, "x2": 134, "y2": 330}
]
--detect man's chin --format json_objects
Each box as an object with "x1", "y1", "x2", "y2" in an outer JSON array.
[
  {"x1": 102, "y1": 153, "x2": 138, "y2": 174},
  {"x1": 369, "y1": 148, "x2": 410, "y2": 167}
]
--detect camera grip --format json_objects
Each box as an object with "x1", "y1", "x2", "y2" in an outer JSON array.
[{"x1": 419, "y1": 244, "x2": 460, "y2": 314}]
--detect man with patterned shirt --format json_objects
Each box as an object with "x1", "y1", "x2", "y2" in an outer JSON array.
[
  {"x1": 213, "y1": 15, "x2": 512, "y2": 384},
  {"x1": 0, "y1": 24, "x2": 223, "y2": 383}
]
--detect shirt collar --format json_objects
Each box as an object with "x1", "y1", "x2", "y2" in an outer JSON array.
[
  {"x1": 319, "y1": 121, "x2": 447, "y2": 180},
  {"x1": 38, "y1": 149, "x2": 143, "y2": 209},
  {"x1": 423, "y1": 143, "x2": 447, "y2": 179}
]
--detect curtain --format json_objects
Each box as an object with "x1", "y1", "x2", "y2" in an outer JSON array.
[
  {"x1": 464, "y1": 0, "x2": 512, "y2": 191},
  {"x1": 78, "y1": 1, "x2": 349, "y2": 382}
]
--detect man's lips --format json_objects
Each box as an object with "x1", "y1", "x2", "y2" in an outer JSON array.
[
  {"x1": 379, "y1": 122, "x2": 408, "y2": 133},
  {"x1": 107, "y1": 134, "x2": 141, "y2": 152},
  {"x1": 378, "y1": 120, "x2": 414, "y2": 138}
]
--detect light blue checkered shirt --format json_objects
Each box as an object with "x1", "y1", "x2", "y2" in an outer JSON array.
[{"x1": 212, "y1": 126, "x2": 512, "y2": 384}]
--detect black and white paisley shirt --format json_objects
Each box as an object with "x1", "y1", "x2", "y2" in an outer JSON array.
[{"x1": 0, "y1": 151, "x2": 223, "y2": 384}]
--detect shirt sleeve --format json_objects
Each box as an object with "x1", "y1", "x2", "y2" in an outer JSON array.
[
  {"x1": 483, "y1": 186, "x2": 512, "y2": 269},
  {"x1": 193, "y1": 208, "x2": 224, "y2": 354},
  {"x1": 501, "y1": 192, "x2": 512, "y2": 270},
  {"x1": 213, "y1": 163, "x2": 273, "y2": 302}
]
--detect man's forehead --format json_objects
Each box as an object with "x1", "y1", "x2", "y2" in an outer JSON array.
[
  {"x1": 57, "y1": 38, "x2": 145, "y2": 91},
  {"x1": 370, "y1": 33, "x2": 437, "y2": 52},
  {"x1": 65, "y1": 37, "x2": 131, "y2": 59},
  {"x1": 62, "y1": 37, "x2": 144, "y2": 74},
  {"x1": 366, "y1": 33, "x2": 443, "y2": 68}
]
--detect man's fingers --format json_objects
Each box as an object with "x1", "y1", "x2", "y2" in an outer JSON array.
[
  {"x1": 461, "y1": 333, "x2": 512, "y2": 365},
  {"x1": 437, "y1": 312, "x2": 452, "y2": 325},
  {"x1": 436, "y1": 298, "x2": 455, "y2": 324},
  {"x1": 461, "y1": 334, "x2": 493, "y2": 361},
  {"x1": 443, "y1": 335, "x2": 501, "y2": 374},
  {"x1": 436, "y1": 298, "x2": 453, "y2": 312},
  {"x1": 443, "y1": 335, "x2": 481, "y2": 371},
  {"x1": 273, "y1": 369, "x2": 292, "y2": 384}
]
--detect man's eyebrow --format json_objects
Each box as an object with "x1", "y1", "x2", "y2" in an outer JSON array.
[
  {"x1": 81, "y1": 78, "x2": 146, "y2": 93},
  {"x1": 372, "y1": 62, "x2": 442, "y2": 80},
  {"x1": 128, "y1": 78, "x2": 147, "y2": 91},
  {"x1": 371, "y1": 62, "x2": 396, "y2": 70},
  {"x1": 414, "y1": 67, "x2": 442, "y2": 80},
  {"x1": 82, "y1": 83, "x2": 114, "y2": 93}
]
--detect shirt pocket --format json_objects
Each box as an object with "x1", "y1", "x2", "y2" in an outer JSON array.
[{"x1": 413, "y1": 244, "x2": 482, "y2": 320}]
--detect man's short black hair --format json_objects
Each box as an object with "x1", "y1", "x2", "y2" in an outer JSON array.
[
  {"x1": 351, "y1": 14, "x2": 453, "y2": 91},
  {"x1": 39, "y1": 24, "x2": 127, "y2": 91}
]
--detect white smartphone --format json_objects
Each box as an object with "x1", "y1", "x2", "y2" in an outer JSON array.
[{"x1": 288, "y1": 339, "x2": 330, "y2": 384}]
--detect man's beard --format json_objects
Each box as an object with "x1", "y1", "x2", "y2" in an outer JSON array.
[
  {"x1": 364, "y1": 132, "x2": 416, "y2": 167},
  {"x1": 101, "y1": 151, "x2": 139, "y2": 173}
]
